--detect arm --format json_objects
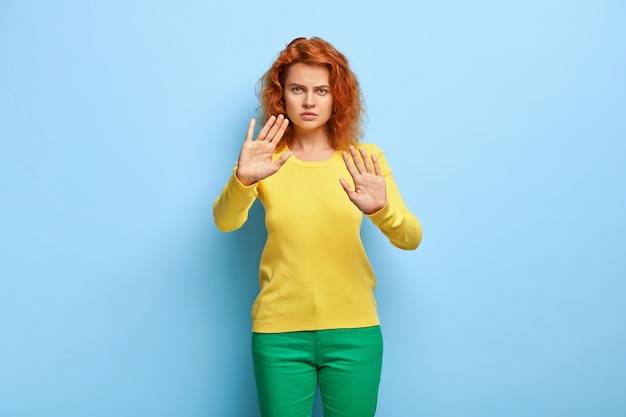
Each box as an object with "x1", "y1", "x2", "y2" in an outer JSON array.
[
  {"x1": 213, "y1": 115, "x2": 291, "y2": 232},
  {"x1": 341, "y1": 144, "x2": 422, "y2": 250},
  {"x1": 367, "y1": 148, "x2": 422, "y2": 250},
  {"x1": 213, "y1": 167, "x2": 259, "y2": 232}
]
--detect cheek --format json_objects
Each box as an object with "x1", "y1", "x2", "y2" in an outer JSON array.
[
  {"x1": 284, "y1": 94, "x2": 296, "y2": 108},
  {"x1": 284, "y1": 98, "x2": 297, "y2": 116},
  {"x1": 324, "y1": 98, "x2": 335, "y2": 114}
]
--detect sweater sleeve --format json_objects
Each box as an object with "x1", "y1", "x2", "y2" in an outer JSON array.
[
  {"x1": 213, "y1": 166, "x2": 259, "y2": 232},
  {"x1": 364, "y1": 145, "x2": 422, "y2": 250}
]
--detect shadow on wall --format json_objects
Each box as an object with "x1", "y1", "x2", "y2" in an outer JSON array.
[
  {"x1": 209, "y1": 199, "x2": 327, "y2": 416},
  {"x1": 208, "y1": 200, "x2": 266, "y2": 416}
]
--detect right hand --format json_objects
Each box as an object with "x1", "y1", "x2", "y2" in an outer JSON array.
[{"x1": 235, "y1": 115, "x2": 292, "y2": 186}]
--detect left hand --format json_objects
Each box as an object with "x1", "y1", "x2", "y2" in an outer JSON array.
[{"x1": 340, "y1": 146, "x2": 387, "y2": 214}]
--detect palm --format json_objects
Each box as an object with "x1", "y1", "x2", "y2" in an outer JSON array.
[
  {"x1": 340, "y1": 146, "x2": 387, "y2": 214},
  {"x1": 236, "y1": 115, "x2": 292, "y2": 185}
]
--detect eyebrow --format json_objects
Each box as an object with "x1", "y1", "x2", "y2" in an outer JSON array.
[{"x1": 287, "y1": 83, "x2": 331, "y2": 89}]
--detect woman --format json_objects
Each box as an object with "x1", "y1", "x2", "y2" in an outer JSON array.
[{"x1": 214, "y1": 37, "x2": 421, "y2": 417}]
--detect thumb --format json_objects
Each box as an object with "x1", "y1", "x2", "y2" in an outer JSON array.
[
  {"x1": 339, "y1": 178, "x2": 355, "y2": 196},
  {"x1": 274, "y1": 151, "x2": 292, "y2": 168}
]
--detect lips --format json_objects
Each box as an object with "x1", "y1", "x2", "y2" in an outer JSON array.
[{"x1": 300, "y1": 112, "x2": 317, "y2": 120}]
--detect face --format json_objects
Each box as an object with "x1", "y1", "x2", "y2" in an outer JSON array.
[{"x1": 283, "y1": 63, "x2": 333, "y2": 135}]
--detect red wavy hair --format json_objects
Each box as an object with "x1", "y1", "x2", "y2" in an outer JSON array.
[{"x1": 257, "y1": 37, "x2": 365, "y2": 150}]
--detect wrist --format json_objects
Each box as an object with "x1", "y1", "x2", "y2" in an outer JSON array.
[
  {"x1": 365, "y1": 201, "x2": 386, "y2": 215},
  {"x1": 235, "y1": 172, "x2": 257, "y2": 186}
]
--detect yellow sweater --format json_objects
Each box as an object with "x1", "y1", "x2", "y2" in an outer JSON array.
[{"x1": 213, "y1": 143, "x2": 421, "y2": 333}]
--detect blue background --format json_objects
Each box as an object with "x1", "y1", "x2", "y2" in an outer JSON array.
[{"x1": 1, "y1": 1, "x2": 625, "y2": 416}]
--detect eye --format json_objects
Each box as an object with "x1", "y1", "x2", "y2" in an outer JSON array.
[
  {"x1": 292, "y1": 87, "x2": 303, "y2": 93},
  {"x1": 317, "y1": 88, "x2": 328, "y2": 95}
]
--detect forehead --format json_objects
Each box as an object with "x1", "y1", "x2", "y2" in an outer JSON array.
[{"x1": 284, "y1": 63, "x2": 330, "y2": 85}]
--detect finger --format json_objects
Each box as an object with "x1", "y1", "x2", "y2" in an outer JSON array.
[
  {"x1": 274, "y1": 150, "x2": 292, "y2": 167},
  {"x1": 349, "y1": 145, "x2": 366, "y2": 174},
  {"x1": 342, "y1": 150, "x2": 360, "y2": 179},
  {"x1": 359, "y1": 148, "x2": 374, "y2": 173},
  {"x1": 256, "y1": 115, "x2": 277, "y2": 140},
  {"x1": 371, "y1": 154, "x2": 383, "y2": 176},
  {"x1": 245, "y1": 118, "x2": 256, "y2": 142},
  {"x1": 268, "y1": 116, "x2": 289, "y2": 144},
  {"x1": 339, "y1": 178, "x2": 356, "y2": 198},
  {"x1": 263, "y1": 114, "x2": 285, "y2": 142}
]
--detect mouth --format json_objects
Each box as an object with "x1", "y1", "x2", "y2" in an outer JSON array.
[{"x1": 300, "y1": 112, "x2": 317, "y2": 120}]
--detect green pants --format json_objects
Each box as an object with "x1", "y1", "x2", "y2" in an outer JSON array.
[{"x1": 252, "y1": 326, "x2": 383, "y2": 417}]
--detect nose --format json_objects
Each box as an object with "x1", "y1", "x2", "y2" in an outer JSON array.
[{"x1": 303, "y1": 92, "x2": 315, "y2": 108}]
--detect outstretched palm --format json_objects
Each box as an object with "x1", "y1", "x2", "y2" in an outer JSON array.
[
  {"x1": 340, "y1": 146, "x2": 387, "y2": 214},
  {"x1": 236, "y1": 115, "x2": 292, "y2": 186}
]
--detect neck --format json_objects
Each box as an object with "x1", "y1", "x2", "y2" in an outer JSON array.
[
  {"x1": 289, "y1": 127, "x2": 335, "y2": 161},
  {"x1": 290, "y1": 126, "x2": 332, "y2": 151}
]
